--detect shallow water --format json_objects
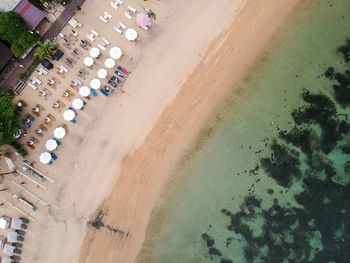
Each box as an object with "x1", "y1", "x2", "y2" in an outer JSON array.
[{"x1": 137, "y1": 1, "x2": 350, "y2": 262}]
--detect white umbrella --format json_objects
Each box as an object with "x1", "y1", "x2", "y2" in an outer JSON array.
[
  {"x1": 39, "y1": 152, "x2": 52, "y2": 164},
  {"x1": 125, "y1": 28, "x2": 138, "y2": 41},
  {"x1": 79, "y1": 86, "x2": 91, "y2": 97},
  {"x1": 90, "y1": 47, "x2": 100, "y2": 58},
  {"x1": 109, "y1": 47, "x2": 122, "y2": 59},
  {"x1": 1, "y1": 256, "x2": 11, "y2": 263},
  {"x1": 63, "y1": 109, "x2": 75, "y2": 121},
  {"x1": 3, "y1": 244, "x2": 15, "y2": 256},
  {"x1": 104, "y1": 58, "x2": 115, "y2": 69},
  {"x1": 45, "y1": 139, "x2": 58, "y2": 151},
  {"x1": 90, "y1": 78, "x2": 101, "y2": 89},
  {"x1": 72, "y1": 98, "x2": 84, "y2": 110},
  {"x1": 97, "y1": 68, "x2": 108, "y2": 79},
  {"x1": 84, "y1": 56, "x2": 94, "y2": 67},
  {"x1": 54, "y1": 127, "x2": 66, "y2": 139},
  {"x1": 7, "y1": 232, "x2": 18, "y2": 242}
]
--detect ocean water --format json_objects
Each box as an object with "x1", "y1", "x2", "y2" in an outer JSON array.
[{"x1": 137, "y1": 1, "x2": 350, "y2": 262}]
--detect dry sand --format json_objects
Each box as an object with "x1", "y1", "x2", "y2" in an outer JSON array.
[{"x1": 0, "y1": 0, "x2": 302, "y2": 262}]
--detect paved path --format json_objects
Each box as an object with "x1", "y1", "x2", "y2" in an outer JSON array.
[{"x1": 0, "y1": 0, "x2": 85, "y2": 91}]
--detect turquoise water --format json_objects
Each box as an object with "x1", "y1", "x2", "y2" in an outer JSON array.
[{"x1": 137, "y1": 1, "x2": 350, "y2": 262}]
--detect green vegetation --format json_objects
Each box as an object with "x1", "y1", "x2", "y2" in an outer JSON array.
[
  {"x1": 29, "y1": 0, "x2": 48, "y2": 9},
  {"x1": 0, "y1": 12, "x2": 39, "y2": 58},
  {"x1": 0, "y1": 92, "x2": 20, "y2": 146},
  {"x1": 34, "y1": 40, "x2": 57, "y2": 60}
]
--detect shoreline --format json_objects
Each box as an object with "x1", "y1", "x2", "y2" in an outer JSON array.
[{"x1": 79, "y1": 1, "x2": 303, "y2": 262}]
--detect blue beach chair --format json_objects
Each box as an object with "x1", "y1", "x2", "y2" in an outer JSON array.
[
  {"x1": 51, "y1": 153, "x2": 58, "y2": 160},
  {"x1": 100, "y1": 89, "x2": 109, "y2": 97},
  {"x1": 90, "y1": 88, "x2": 98, "y2": 97},
  {"x1": 70, "y1": 119, "x2": 77, "y2": 124},
  {"x1": 53, "y1": 138, "x2": 61, "y2": 145}
]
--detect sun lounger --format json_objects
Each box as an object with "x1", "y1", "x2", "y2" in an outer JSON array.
[
  {"x1": 90, "y1": 88, "x2": 98, "y2": 97},
  {"x1": 104, "y1": 11, "x2": 112, "y2": 19},
  {"x1": 111, "y1": 1, "x2": 118, "y2": 9},
  {"x1": 51, "y1": 153, "x2": 58, "y2": 160},
  {"x1": 118, "y1": 65, "x2": 128, "y2": 74},
  {"x1": 128, "y1": 5, "x2": 137, "y2": 13},
  {"x1": 91, "y1": 30, "x2": 99, "y2": 37},
  {"x1": 100, "y1": 89, "x2": 109, "y2": 96},
  {"x1": 114, "y1": 27, "x2": 122, "y2": 34},
  {"x1": 115, "y1": 70, "x2": 124, "y2": 78},
  {"x1": 86, "y1": 34, "x2": 95, "y2": 42},
  {"x1": 98, "y1": 44, "x2": 106, "y2": 51},
  {"x1": 27, "y1": 82, "x2": 38, "y2": 90},
  {"x1": 99, "y1": 16, "x2": 108, "y2": 23},
  {"x1": 118, "y1": 22, "x2": 126, "y2": 29},
  {"x1": 116, "y1": 0, "x2": 123, "y2": 5},
  {"x1": 124, "y1": 12, "x2": 132, "y2": 20},
  {"x1": 102, "y1": 37, "x2": 110, "y2": 46}
]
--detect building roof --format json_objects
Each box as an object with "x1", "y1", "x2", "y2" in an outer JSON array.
[
  {"x1": 0, "y1": 41, "x2": 13, "y2": 72},
  {"x1": 14, "y1": 0, "x2": 45, "y2": 30},
  {"x1": 0, "y1": 0, "x2": 21, "y2": 12}
]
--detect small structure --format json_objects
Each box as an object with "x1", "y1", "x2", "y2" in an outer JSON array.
[
  {"x1": 13, "y1": 0, "x2": 45, "y2": 30},
  {"x1": 0, "y1": 217, "x2": 10, "y2": 230}
]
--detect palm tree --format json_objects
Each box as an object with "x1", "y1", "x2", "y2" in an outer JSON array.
[
  {"x1": 147, "y1": 9, "x2": 156, "y2": 21},
  {"x1": 34, "y1": 40, "x2": 57, "y2": 60}
]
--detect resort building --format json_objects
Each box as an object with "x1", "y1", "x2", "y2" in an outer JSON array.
[
  {"x1": 0, "y1": 0, "x2": 45, "y2": 30},
  {"x1": 0, "y1": 41, "x2": 12, "y2": 73}
]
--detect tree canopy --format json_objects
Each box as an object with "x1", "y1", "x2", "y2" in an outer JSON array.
[
  {"x1": 0, "y1": 11, "x2": 39, "y2": 58},
  {"x1": 34, "y1": 40, "x2": 57, "y2": 60},
  {"x1": 0, "y1": 92, "x2": 20, "y2": 146}
]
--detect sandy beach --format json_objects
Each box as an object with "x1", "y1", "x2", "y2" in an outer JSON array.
[
  {"x1": 0, "y1": 0, "x2": 302, "y2": 262},
  {"x1": 76, "y1": 0, "x2": 302, "y2": 263}
]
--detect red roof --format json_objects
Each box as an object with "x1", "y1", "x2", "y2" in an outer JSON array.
[{"x1": 14, "y1": 0, "x2": 45, "y2": 30}]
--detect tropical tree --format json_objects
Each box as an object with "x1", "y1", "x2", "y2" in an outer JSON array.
[
  {"x1": 0, "y1": 92, "x2": 19, "y2": 146},
  {"x1": 0, "y1": 11, "x2": 39, "y2": 58},
  {"x1": 34, "y1": 39, "x2": 57, "y2": 60},
  {"x1": 147, "y1": 9, "x2": 157, "y2": 20}
]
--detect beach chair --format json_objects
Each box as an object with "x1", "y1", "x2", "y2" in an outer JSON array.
[
  {"x1": 116, "y1": 0, "x2": 123, "y2": 5},
  {"x1": 100, "y1": 88, "x2": 109, "y2": 97},
  {"x1": 111, "y1": 1, "x2": 118, "y2": 9},
  {"x1": 128, "y1": 5, "x2": 137, "y2": 13},
  {"x1": 98, "y1": 44, "x2": 106, "y2": 51},
  {"x1": 118, "y1": 65, "x2": 128, "y2": 74},
  {"x1": 102, "y1": 37, "x2": 110, "y2": 46},
  {"x1": 51, "y1": 153, "x2": 58, "y2": 160},
  {"x1": 27, "y1": 82, "x2": 38, "y2": 90},
  {"x1": 99, "y1": 16, "x2": 108, "y2": 23},
  {"x1": 91, "y1": 30, "x2": 99, "y2": 37},
  {"x1": 115, "y1": 70, "x2": 125, "y2": 78},
  {"x1": 90, "y1": 88, "x2": 98, "y2": 97},
  {"x1": 114, "y1": 27, "x2": 122, "y2": 34},
  {"x1": 118, "y1": 22, "x2": 126, "y2": 30},
  {"x1": 86, "y1": 34, "x2": 94, "y2": 42},
  {"x1": 124, "y1": 12, "x2": 132, "y2": 20},
  {"x1": 104, "y1": 11, "x2": 112, "y2": 19}
]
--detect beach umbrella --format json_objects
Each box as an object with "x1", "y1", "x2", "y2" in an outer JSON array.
[
  {"x1": 45, "y1": 139, "x2": 58, "y2": 151},
  {"x1": 90, "y1": 78, "x2": 101, "y2": 89},
  {"x1": 39, "y1": 152, "x2": 52, "y2": 164},
  {"x1": 54, "y1": 127, "x2": 66, "y2": 139},
  {"x1": 125, "y1": 28, "x2": 138, "y2": 41},
  {"x1": 84, "y1": 56, "x2": 94, "y2": 67},
  {"x1": 63, "y1": 109, "x2": 75, "y2": 121},
  {"x1": 97, "y1": 68, "x2": 108, "y2": 79},
  {"x1": 109, "y1": 47, "x2": 122, "y2": 59},
  {"x1": 104, "y1": 58, "x2": 115, "y2": 69},
  {"x1": 1, "y1": 256, "x2": 11, "y2": 263},
  {"x1": 3, "y1": 244, "x2": 15, "y2": 256},
  {"x1": 136, "y1": 13, "x2": 151, "y2": 28},
  {"x1": 72, "y1": 98, "x2": 84, "y2": 110},
  {"x1": 89, "y1": 47, "x2": 100, "y2": 58},
  {"x1": 79, "y1": 86, "x2": 91, "y2": 97}
]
